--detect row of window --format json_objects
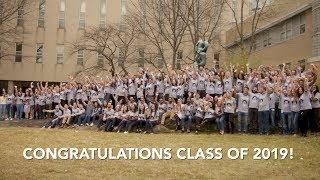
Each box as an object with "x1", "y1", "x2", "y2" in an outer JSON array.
[
  {"x1": 14, "y1": 43, "x2": 106, "y2": 66},
  {"x1": 17, "y1": 0, "x2": 116, "y2": 29},
  {"x1": 14, "y1": 43, "x2": 188, "y2": 69},
  {"x1": 252, "y1": 13, "x2": 306, "y2": 51}
]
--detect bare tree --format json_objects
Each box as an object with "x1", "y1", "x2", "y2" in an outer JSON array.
[
  {"x1": 225, "y1": 0, "x2": 274, "y2": 64},
  {"x1": 127, "y1": 0, "x2": 189, "y2": 70},
  {"x1": 0, "y1": 0, "x2": 42, "y2": 60},
  {"x1": 71, "y1": 24, "x2": 139, "y2": 77},
  {"x1": 71, "y1": 26, "x2": 119, "y2": 76},
  {"x1": 116, "y1": 20, "x2": 140, "y2": 75},
  {"x1": 180, "y1": 0, "x2": 224, "y2": 52}
]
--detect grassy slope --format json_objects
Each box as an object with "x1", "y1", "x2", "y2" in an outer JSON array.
[{"x1": 0, "y1": 127, "x2": 319, "y2": 179}]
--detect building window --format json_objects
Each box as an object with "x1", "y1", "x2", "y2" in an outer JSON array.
[
  {"x1": 99, "y1": 0, "x2": 106, "y2": 27},
  {"x1": 118, "y1": 47, "x2": 124, "y2": 67},
  {"x1": 59, "y1": 0, "x2": 66, "y2": 28},
  {"x1": 263, "y1": 31, "x2": 272, "y2": 47},
  {"x1": 176, "y1": 50, "x2": 183, "y2": 70},
  {"x1": 120, "y1": 0, "x2": 127, "y2": 31},
  {"x1": 36, "y1": 43, "x2": 44, "y2": 63},
  {"x1": 157, "y1": 51, "x2": 163, "y2": 68},
  {"x1": 138, "y1": 48, "x2": 145, "y2": 68},
  {"x1": 97, "y1": 53, "x2": 104, "y2": 67},
  {"x1": 280, "y1": 24, "x2": 286, "y2": 41},
  {"x1": 17, "y1": 2, "x2": 24, "y2": 26},
  {"x1": 280, "y1": 20, "x2": 293, "y2": 41},
  {"x1": 121, "y1": 0, "x2": 127, "y2": 16},
  {"x1": 38, "y1": 0, "x2": 45, "y2": 28},
  {"x1": 0, "y1": 2, "x2": 3, "y2": 25},
  {"x1": 56, "y1": 44, "x2": 64, "y2": 64},
  {"x1": 77, "y1": 49, "x2": 84, "y2": 65},
  {"x1": 286, "y1": 19, "x2": 292, "y2": 39},
  {"x1": 214, "y1": 53, "x2": 220, "y2": 69},
  {"x1": 79, "y1": 0, "x2": 86, "y2": 29},
  {"x1": 15, "y1": 43, "x2": 22, "y2": 62},
  {"x1": 232, "y1": 0, "x2": 237, "y2": 18},
  {"x1": 300, "y1": 13, "x2": 305, "y2": 34},
  {"x1": 139, "y1": 0, "x2": 146, "y2": 31}
]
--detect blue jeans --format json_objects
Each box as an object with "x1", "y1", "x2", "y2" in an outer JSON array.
[
  {"x1": 77, "y1": 114, "x2": 86, "y2": 125},
  {"x1": 237, "y1": 112, "x2": 248, "y2": 132},
  {"x1": 291, "y1": 112, "x2": 299, "y2": 134},
  {"x1": 106, "y1": 118, "x2": 121, "y2": 131},
  {"x1": 216, "y1": 116, "x2": 225, "y2": 131},
  {"x1": 117, "y1": 120, "x2": 128, "y2": 132},
  {"x1": 181, "y1": 115, "x2": 192, "y2": 130},
  {"x1": 258, "y1": 111, "x2": 270, "y2": 134},
  {"x1": 269, "y1": 109, "x2": 276, "y2": 131},
  {"x1": 0, "y1": 104, "x2": 6, "y2": 119},
  {"x1": 6, "y1": 104, "x2": 14, "y2": 119},
  {"x1": 281, "y1": 112, "x2": 292, "y2": 134},
  {"x1": 16, "y1": 104, "x2": 24, "y2": 120}
]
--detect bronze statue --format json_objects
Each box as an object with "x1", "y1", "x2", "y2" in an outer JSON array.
[{"x1": 194, "y1": 39, "x2": 209, "y2": 68}]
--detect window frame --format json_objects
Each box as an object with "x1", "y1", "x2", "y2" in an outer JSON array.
[
  {"x1": 99, "y1": 0, "x2": 107, "y2": 28},
  {"x1": 15, "y1": 43, "x2": 23, "y2": 62},
  {"x1": 97, "y1": 53, "x2": 104, "y2": 67},
  {"x1": 36, "y1": 43, "x2": 44, "y2": 63},
  {"x1": 37, "y1": 0, "x2": 46, "y2": 28},
  {"x1": 58, "y1": 0, "x2": 66, "y2": 29},
  {"x1": 17, "y1": 4, "x2": 24, "y2": 27},
  {"x1": 79, "y1": 0, "x2": 86, "y2": 29},
  {"x1": 56, "y1": 44, "x2": 64, "y2": 64},
  {"x1": 77, "y1": 49, "x2": 84, "y2": 65},
  {"x1": 299, "y1": 13, "x2": 306, "y2": 34}
]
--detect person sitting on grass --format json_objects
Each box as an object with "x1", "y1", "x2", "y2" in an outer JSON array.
[
  {"x1": 172, "y1": 99, "x2": 184, "y2": 132},
  {"x1": 89, "y1": 101, "x2": 102, "y2": 127},
  {"x1": 103, "y1": 103, "x2": 115, "y2": 131},
  {"x1": 116, "y1": 105, "x2": 129, "y2": 133},
  {"x1": 182, "y1": 99, "x2": 193, "y2": 133},
  {"x1": 42, "y1": 105, "x2": 62, "y2": 129},
  {"x1": 124, "y1": 104, "x2": 139, "y2": 134},
  {"x1": 194, "y1": 101, "x2": 205, "y2": 133},
  {"x1": 145, "y1": 103, "x2": 159, "y2": 134},
  {"x1": 75, "y1": 104, "x2": 86, "y2": 127},
  {"x1": 76, "y1": 101, "x2": 94, "y2": 126},
  {"x1": 60, "y1": 104, "x2": 72, "y2": 128},
  {"x1": 68, "y1": 102, "x2": 80, "y2": 126},
  {"x1": 106, "y1": 105, "x2": 122, "y2": 132},
  {"x1": 102, "y1": 102, "x2": 115, "y2": 131}
]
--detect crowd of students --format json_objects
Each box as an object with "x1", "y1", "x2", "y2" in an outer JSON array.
[{"x1": 0, "y1": 63, "x2": 319, "y2": 136}]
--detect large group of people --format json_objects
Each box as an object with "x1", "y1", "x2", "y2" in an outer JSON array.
[{"x1": 0, "y1": 63, "x2": 319, "y2": 137}]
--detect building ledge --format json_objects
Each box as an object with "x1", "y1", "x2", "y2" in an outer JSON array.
[
  {"x1": 308, "y1": 56, "x2": 320, "y2": 63},
  {"x1": 225, "y1": 3, "x2": 312, "y2": 48}
]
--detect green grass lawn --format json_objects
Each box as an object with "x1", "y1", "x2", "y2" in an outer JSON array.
[{"x1": 0, "y1": 126, "x2": 319, "y2": 179}]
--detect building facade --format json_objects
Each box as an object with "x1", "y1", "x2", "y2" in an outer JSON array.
[
  {"x1": 0, "y1": 0, "x2": 258, "y2": 91},
  {"x1": 225, "y1": 0, "x2": 320, "y2": 68}
]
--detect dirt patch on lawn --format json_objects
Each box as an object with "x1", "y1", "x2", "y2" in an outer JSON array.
[{"x1": 0, "y1": 119, "x2": 46, "y2": 128}]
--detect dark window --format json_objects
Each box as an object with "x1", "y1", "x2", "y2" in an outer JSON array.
[
  {"x1": 77, "y1": 49, "x2": 84, "y2": 65},
  {"x1": 176, "y1": 50, "x2": 182, "y2": 70},
  {"x1": 138, "y1": 48, "x2": 145, "y2": 68},
  {"x1": 36, "y1": 43, "x2": 44, "y2": 63},
  {"x1": 15, "y1": 43, "x2": 23, "y2": 62},
  {"x1": 214, "y1": 53, "x2": 220, "y2": 69},
  {"x1": 97, "y1": 53, "x2": 104, "y2": 67}
]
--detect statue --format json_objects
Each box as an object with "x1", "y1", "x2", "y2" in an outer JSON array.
[{"x1": 194, "y1": 39, "x2": 209, "y2": 68}]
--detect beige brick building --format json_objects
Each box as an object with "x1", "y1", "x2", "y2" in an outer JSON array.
[
  {"x1": 225, "y1": 0, "x2": 320, "y2": 68},
  {"x1": 0, "y1": 0, "x2": 257, "y2": 90}
]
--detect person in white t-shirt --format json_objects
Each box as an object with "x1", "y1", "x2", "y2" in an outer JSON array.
[{"x1": 0, "y1": 89, "x2": 7, "y2": 120}]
